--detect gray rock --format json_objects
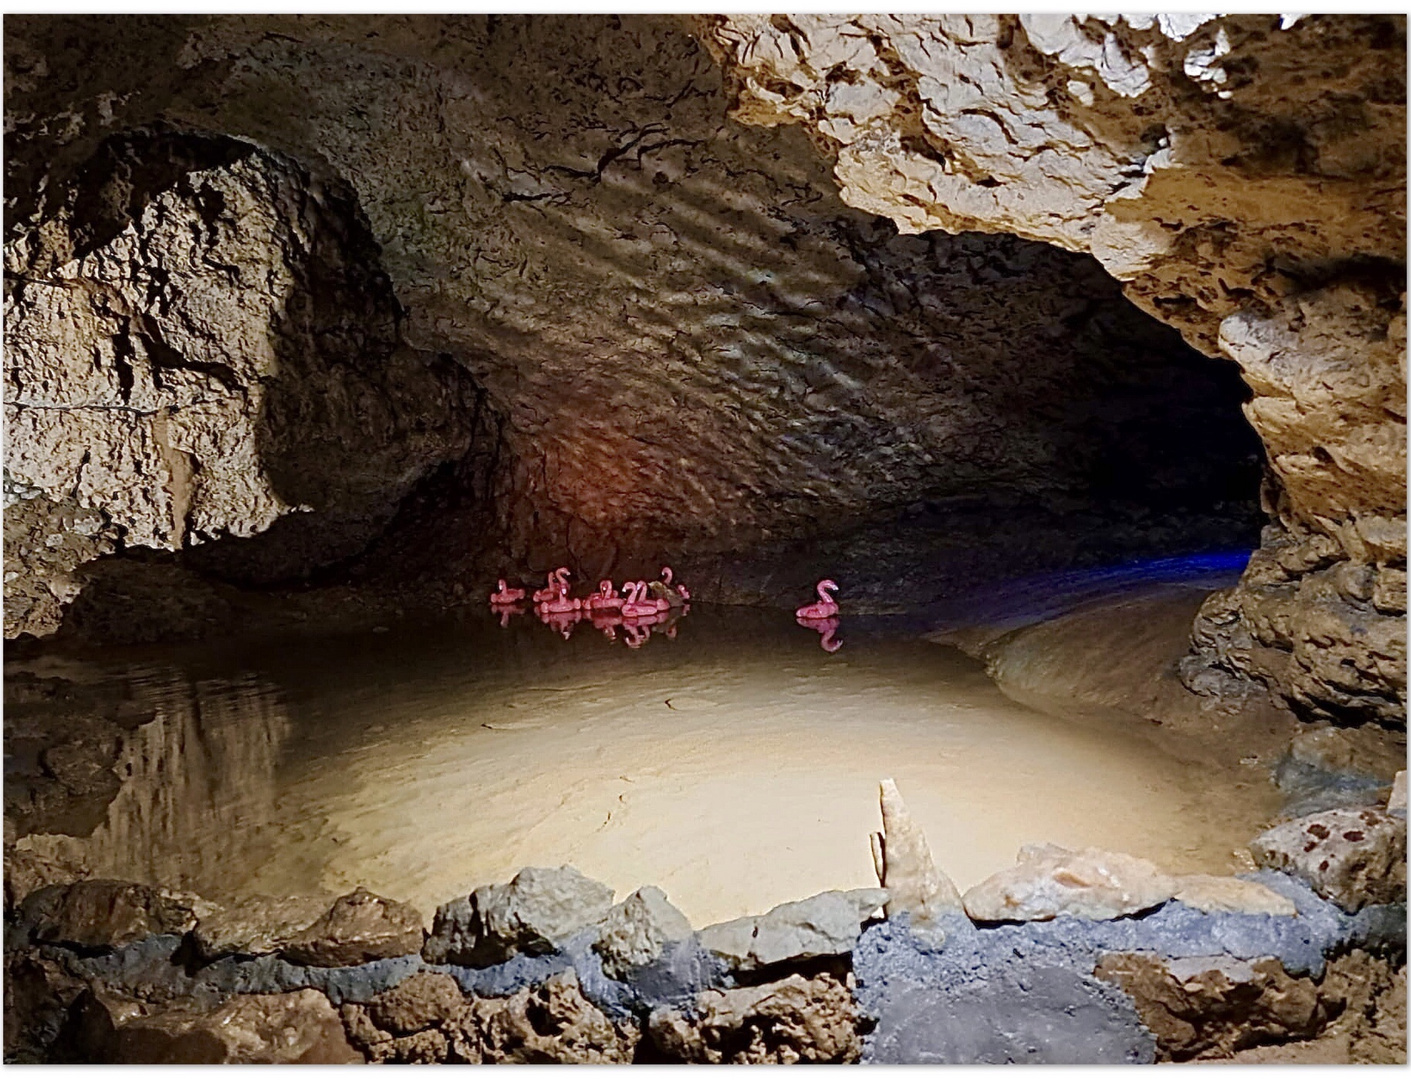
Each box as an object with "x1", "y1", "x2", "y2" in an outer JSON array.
[
  {"x1": 1389, "y1": 770, "x2": 1406, "y2": 813},
  {"x1": 592, "y1": 886, "x2": 693, "y2": 981},
  {"x1": 1250, "y1": 807, "x2": 1407, "y2": 912},
  {"x1": 425, "y1": 866, "x2": 614, "y2": 968},
  {"x1": 698, "y1": 888, "x2": 888, "y2": 971},
  {"x1": 281, "y1": 888, "x2": 425, "y2": 968},
  {"x1": 963, "y1": 844, "x2": 1175, "y2": 922}
]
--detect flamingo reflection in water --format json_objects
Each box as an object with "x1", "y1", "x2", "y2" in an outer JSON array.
[{"x1": 797, "y1": 615, "x2": 842, "y2": 653}]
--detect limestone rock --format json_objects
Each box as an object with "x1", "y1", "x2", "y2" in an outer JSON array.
[
  {"x1": 75, "y1": 988, "x2": 363, "y2": 1064},
  {"x1": 1172, "y1": 875, "x2": 1298, "y2": 917},
  {"x1": 425, "y1": 866, "x2": 614, "y2": 968},
  {"x1": 280, "y1": 887, "x2": 424, "y2": 968},
  {"x1": 192, "y1": 894, "x2": 334, "y2": 961},
  {"x1": 19, "y1": 879, "x2": 197, "y2": 950},
  {"x1": 366, "y1": 972, "x2": 465, "y2": 1036},
  {"x1": 648, "y1": 972, "x2": 861, "y2": 1063},
  {"x1": 6, "y1": 15, "x2": 1268, "y2": 642},
  {"x1": 1390, "y1": 771, "x2": 1406, "y2": 813},
  {"x1": 592, "y1": 885, "x2": 694, "y2": 981},
  {"x1": 1250, "y1": 808, "x2": 1407, "y2": 912},
  {"x1": 1094, "y1": 952, "x2": 1327, "y2": 1061},
  {"x1": 698, "y1": 888, "x2": 888, "y2": 971},
  {"x1": 963, "y1": 844, "x2": 1175, "y2": 922},
  {"x1": 449, "y1": 971, "x2": 637, "y2": 1065},
  {"x1": 872, "y1": 778, "x2": 963, "y2": 931}
]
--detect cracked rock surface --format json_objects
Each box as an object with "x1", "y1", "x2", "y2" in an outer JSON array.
[
  {"x1": 695, "y1": 13, "x2": 1407, "y2": 725},
  {"x1": 6, "y1": 14, "x2": 1263, "y2": 640}
]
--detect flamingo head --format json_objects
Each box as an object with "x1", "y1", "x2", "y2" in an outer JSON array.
[
  {"x1": 819, "y1": 578, "x2": 839, "y2": 593},
  {"x1": 661, "y1": 566, "x2": 673, "y2": 585},
  {"x1": 498, "y1": 578, "x2": 507, "y2": 590},
  {"x1": 599, "y1": 579, "x2": 613, "y2": 596},
  {"x1": 555, "y1": 566, "x2": 572, "y2": 584}
]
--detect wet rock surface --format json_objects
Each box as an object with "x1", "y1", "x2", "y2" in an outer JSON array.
[{"x1": 1251, "y1": 807, "x2": 1408, "y2": 912}]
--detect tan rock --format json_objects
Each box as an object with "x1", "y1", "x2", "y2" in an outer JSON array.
[
  {"x1": 1172, "y1": 875, "x2": 1297, "y2": 917},
  {"x1": 872, "y1": 778, "x2": 963, "y2": 928},
  {"x1": 20, "y1": 879, "x2": 198, "y2": 950},
  {"x1": 448, "y1": 970, "x2": 638, "y2": 1064},
  {"x1": 81, "y1": 988, "x2": 363, "y2": 1064},
  {"x1": 963, "y1": 844, "x2": 1175, "y2": 922},
  {"x1": 192, "y1": 894, "x2": 334, "y2": 960},
  {"x1": 1250, "y1": 807, "x2": 1407, "y2": 911},
  {"x1": 1389, "y1": 771, "x2": 1406, "y2": 813},
  {"x1": 281, "y1": 887, "x2": 424, "y2": 967},
  {"x1": 648, "y1": 972, "x2": 861, "y2": 1063},
  {"x1": 1094, "y1": 952, "x2": 1326, "y2": 1061},
  {"x1": 367, "y1": 972, "x2": 465, "y2": 1036}
]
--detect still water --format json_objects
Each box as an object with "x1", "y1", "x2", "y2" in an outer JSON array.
[{"x1": 12, "y1": 604, "x2": 1280, "y2": 927}]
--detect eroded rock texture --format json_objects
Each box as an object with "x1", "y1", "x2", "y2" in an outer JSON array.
[
  {"x1": 694, "y1": 14, "x2": 1407, "y2": 724},
  {"x1": 5, "y1": 14, "x2": 1262, "y2": 639}
]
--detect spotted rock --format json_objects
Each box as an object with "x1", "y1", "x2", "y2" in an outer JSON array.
[{"x1": 1250, "y1": 807, "x2": 1407, "y2": 912}]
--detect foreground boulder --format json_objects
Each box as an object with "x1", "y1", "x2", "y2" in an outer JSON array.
[
  {"x1": 66, "y1": 988, "x2": 363, "y2": 1064},
  {"x1": 593, "y1": 886, "x2": 694, "y2": 980},
  {"x1": 424, "y1": 866, "x2": 614, "y2": 967},
  {"x1": 648, "y1": 973, "x2": 861, "y2": 1063},
  {"x1": 192, "y1": 894, "x2": 334, "y2": 961},
  {"x1": 343, "y1": 970, "x2": 637, "y2": 1064},
  {"x1": 1250, "y1": 808, "x2": 1407, "y2": 912},
  {"x1": 698, "y1": 888, "x2": 888, "y2": 971},
  {"x1": 280, "y1": 887, "x2": 424, "y2": 967},
  {"x1": 963, "y1": 845, "x2": 1175, "y2": 922},
  {"x1": 19, "y1": 880, "x2": 198, "y2": 951}
]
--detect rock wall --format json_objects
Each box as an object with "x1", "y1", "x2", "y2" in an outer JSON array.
[
  {"x1": 6, "y1": 14, "x2": 1263, "y2": 639},
  {"x1": 691, "y1": 14, "x2": 1407, "y2": 724}
]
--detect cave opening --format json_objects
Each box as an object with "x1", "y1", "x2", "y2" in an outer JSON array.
[{"x1": 4, "y1": 13, "x2": 1404, "y2": 1067}]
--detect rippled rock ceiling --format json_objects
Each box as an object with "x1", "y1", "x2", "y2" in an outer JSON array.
[{"x1": 3, "y1": 15, "x2": 1404, "y2": 724}]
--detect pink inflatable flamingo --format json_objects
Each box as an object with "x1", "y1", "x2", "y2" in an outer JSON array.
[
  {"x1": 532, "y1": 567, "x2": 571, "y2": 605},
  {"x1": 659, "y1": 566, "x2": 690, "y2": 605},
  {"x1": 539, "y1": 580, "x2": 581, "y2": 614},
  {"x1": 620, "y1": 580, "x2": 664, "y2": 619},
  {"x1": 583, "y1": 579, "x2": 624, "y2": 612},
  {"x1": 490, "y1": 579, "x2": 526, "y2": 604},
  {"x1": 796, "y1": 579, "x2": 840, "y2": 619},
  {"x1": 798, "y1": 615, "x2": 843, "y2": 653}
]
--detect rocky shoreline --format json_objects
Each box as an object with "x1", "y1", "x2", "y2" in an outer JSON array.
[{"x1": 5, "y1": 776, "x2": 1404, "y2": 1064}]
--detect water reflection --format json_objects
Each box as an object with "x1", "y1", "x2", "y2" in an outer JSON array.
[
  {"x1": 798, "y1": 615, "x2": 843, "y2": 653},
  {"x1": 18, "y1": 668, "x2": 299, "y2": 903}
]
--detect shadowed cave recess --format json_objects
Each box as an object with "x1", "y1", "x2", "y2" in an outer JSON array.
[{"x1": 2, "y1": 12, "x2": 1406, "y2": 1068}]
